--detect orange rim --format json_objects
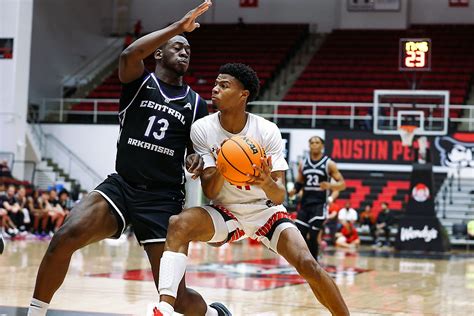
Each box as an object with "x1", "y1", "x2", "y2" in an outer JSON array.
[{"x1": 398, "y1": 125, "x2": 418, "y2": 133}]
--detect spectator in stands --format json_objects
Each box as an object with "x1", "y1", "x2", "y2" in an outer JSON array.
[
  {"x1": 338, "y1": 201, "x2": 358, "y2": 224},
  {"x1": 375, "y1": 202, "x2": 394, "y2": 247},
  {"x1": 28, "y1": 190, "x2": 50, "y2": 236},
  {"x1": 0, "y1": 160, "x2": 12, "y2": 178},
  {"x1": 123, "y1": 33, "x2": 134, "y2": 50},
  {"x1": 16, "y1": 186, "x2": 32, "y2": 232},
  {"x1": 362, "y1": 108, "x2": 373, "y2": 131},
  {"x1": 58, "y1": 189, "x2": 73, "y2": 216},
  {"x1": 38, "y1": 191, "x2": 54, "y2": 236},
  {"x1": 0, "y1": 184, "x2": 19, "y2": 238},
  {"x1": 48, "y1": 189, "x2": 66, "y2": 233},
  {"x1": 0, "y1": 207, "x2": 19, "y2": 238},
  {"x1": 133, "y1": 19, "x2": 143, "y2": 38},
  {"x1": 2, "y1": 185, "x2": 25, "y2": 232},
  {"x1": 359, "y1": 204, "x2": 376, "y2": 244},
  {"x1": 335, "y1": 220, "x2": 360, "y2": 249},
  {"x1": 237, "y1": 17, "x2": 246, "y2": 30}
]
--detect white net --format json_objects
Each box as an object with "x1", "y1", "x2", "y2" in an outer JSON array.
[{"x1": 398, "y1": 126, "x2": 417, "y2": 147}]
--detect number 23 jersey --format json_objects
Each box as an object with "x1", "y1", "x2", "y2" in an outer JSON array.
[
  {"x1": 116, "y1": 72, "x2": 208, "y2": 186},
  {"x1": 301, "y1": 155, "x2": 332, "y2": 205},
  {"x1": 191, "y1": 112, "x2": 289, "y2": 205}
]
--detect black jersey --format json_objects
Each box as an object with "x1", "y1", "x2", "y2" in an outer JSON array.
[
  {"x1": 300, "y1": 155, "x2": 332, "y2": 206},
  {"x1": 116, "y1": 71, "x2": 208, "y2": 187}
]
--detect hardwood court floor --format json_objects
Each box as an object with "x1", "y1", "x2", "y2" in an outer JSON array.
[{"x1": 1, "y1": 236, "x2": 474, "y2": 315}]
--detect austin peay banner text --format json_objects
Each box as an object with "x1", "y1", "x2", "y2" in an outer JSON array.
[{"x1": 325, "y1": 131, "x2": 421, "y2": 164}]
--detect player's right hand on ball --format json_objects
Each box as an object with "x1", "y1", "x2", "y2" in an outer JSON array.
[{"x1": 179, "y1": 0, "x2": 212, "y2": 33}]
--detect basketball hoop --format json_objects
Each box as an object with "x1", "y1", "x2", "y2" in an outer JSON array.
[{"x1": 398, "y1": 125, "x2": 418, "y2": 147}]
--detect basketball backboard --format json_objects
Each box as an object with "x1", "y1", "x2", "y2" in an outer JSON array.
[{"x1": 373, "y1": 90, "x2": 449, "y2": 136}]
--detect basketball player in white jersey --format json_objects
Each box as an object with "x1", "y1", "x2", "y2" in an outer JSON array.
[{"x1": 154, "y1": 63, "x2": 349, "y2": 316}]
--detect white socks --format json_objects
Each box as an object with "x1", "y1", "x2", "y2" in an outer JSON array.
[
  {"x1": 156, "y1": 301, "x2": 174, "y2": 316},
  {"x1": 27, "y1": 298, "x2": 49, "y2": 316}
]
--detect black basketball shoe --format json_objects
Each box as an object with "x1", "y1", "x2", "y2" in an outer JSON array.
[
  {"x1": 210, "y1": 302, "x2": 232, "y2": 316},
  {"x1": 0, "y1": 233, "x2": 4, "y2": 254}
]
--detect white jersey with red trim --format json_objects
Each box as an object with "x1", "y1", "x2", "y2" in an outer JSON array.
[{"x1": 191, "y1": 112, "x2": 289, "y2": 205}]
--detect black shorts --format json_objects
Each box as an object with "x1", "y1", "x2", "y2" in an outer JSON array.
[
  {"x1": 93, "y1": 173, "x2": 185, "y2": 245},
  {"x1": 295, "y1": 203, "x2": 326, "y2": 231}
]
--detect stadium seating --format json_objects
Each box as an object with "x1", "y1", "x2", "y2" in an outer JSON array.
[
  {"x1": 72, "y1": 24, "x2": 308, "y2": 116},
  {"x1": 283, "y1": 25, "x2": 474, "y2": 120}
]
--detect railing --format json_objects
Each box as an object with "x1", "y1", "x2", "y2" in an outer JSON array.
[
  {"x1": 37, "y1": 98, "x2": 119, "y2": 123},
  {"x1": 28, "y1": 122, "x2": 102, "y2": 190},
  {"x1": 42, "y1": 134, "x2": 102, "y2": 191},
  {"x1": 33, "y1": 99, "x2": 474, "y2": 130},
  {"x1": 28, "y1": 123, "x2": 46, "y2": 153},
  {"x1": 437, "y1": 163, "x2": 469, "y2": 219},
  {"x1": 34, "y1": 169, "x2": 58, "y2": 190},
  {"x1": 60, "y1": 38, "x2": 123, "y2": 93}
]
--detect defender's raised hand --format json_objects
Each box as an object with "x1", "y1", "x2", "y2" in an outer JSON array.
[{"x1": 179, "y1": 0, "x2": 212, "y2": 33}]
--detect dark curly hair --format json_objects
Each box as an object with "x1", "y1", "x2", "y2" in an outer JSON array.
[{"x1": 219, "y1": 63, "x2": 260, "y2": 103}]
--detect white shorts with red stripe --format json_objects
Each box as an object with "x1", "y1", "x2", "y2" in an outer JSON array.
[{"x1": 201, "y1": 204, "x2": 297, "y2": 253}]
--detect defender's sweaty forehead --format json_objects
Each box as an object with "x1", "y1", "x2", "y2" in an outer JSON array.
[{"x1": 168, "y1": 35, "x2": 190, "y2": 47}]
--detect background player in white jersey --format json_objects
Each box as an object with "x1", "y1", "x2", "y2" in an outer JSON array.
[
  {"x1": 290, "y1": 136, "x2": 346, "y2": 261},
  {"x1": 27, "y1": 2, "x2": 230, "y2": 316},
  {"x1": 154, "y1": 63, "x2": 349, "y2": 316}
]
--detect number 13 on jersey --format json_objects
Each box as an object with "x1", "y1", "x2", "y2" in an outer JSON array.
[{"x1": 144, "y1": 116, "x2": 169, "y2": 140}]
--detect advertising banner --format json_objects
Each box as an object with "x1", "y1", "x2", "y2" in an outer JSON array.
[
  {"x1": 325, "y1": 131, "x2": 418, "y2": 164},
  {"x1": 325, "y1": 131, "x2": 474, "y2": 168}
]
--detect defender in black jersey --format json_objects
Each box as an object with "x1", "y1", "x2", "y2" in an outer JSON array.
[
  {"x1": 290, "y1": 136, "x2": 345, "y2": 261},
  {"x1": 28, "y1": 2, "x2": 229, "y2": 316}
]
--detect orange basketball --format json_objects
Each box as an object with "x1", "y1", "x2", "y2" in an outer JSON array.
[{"x1": 216, "y1": 135, "x2": 266, "y2": 185}]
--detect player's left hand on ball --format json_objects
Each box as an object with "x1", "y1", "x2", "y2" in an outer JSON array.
[
  {"x1": 246, "y1": 156, "x2": 273, "y2": 187},
  {"x1": 186, "y1": 153, "x2": 204, "y2": 179}
]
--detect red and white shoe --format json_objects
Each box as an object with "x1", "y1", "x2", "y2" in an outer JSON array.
[{"x1": 152, "y1": 307, "x2": 164, "y2": 316}]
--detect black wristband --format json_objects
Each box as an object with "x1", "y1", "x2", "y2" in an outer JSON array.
[{"x1": 294, "y1": 182, "x2": 303, "y2": 194}]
